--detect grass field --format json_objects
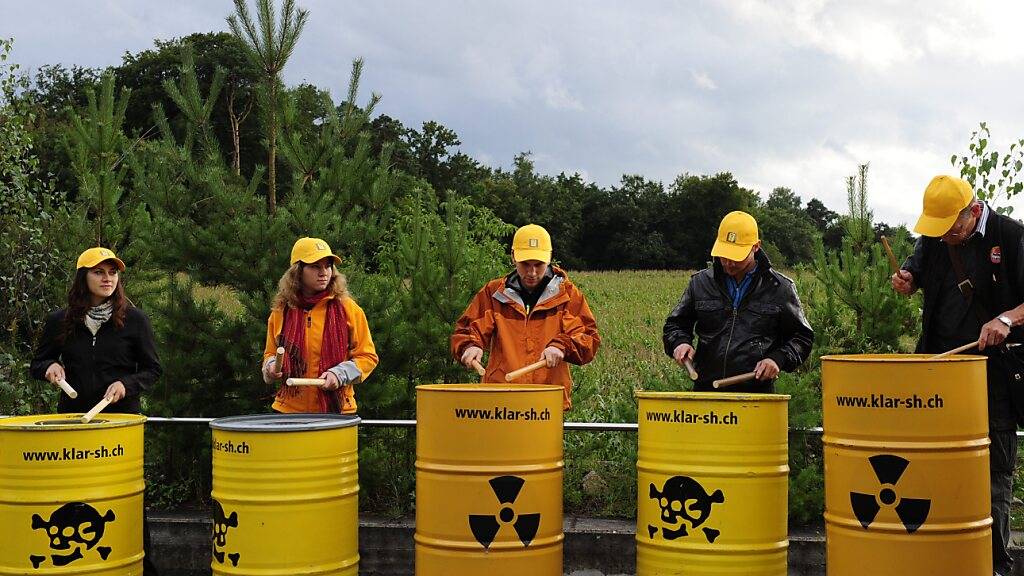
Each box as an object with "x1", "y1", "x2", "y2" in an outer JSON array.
[{"x1": 558, "y1": 270, "x2": 694, "y2": 516}]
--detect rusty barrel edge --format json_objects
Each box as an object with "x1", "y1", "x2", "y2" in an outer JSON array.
[
  {"x1": 822, "y1": 354, "x2": 991, "y2": 576},
  {"x1": 210, "y1": 413, "x2": 360, "y2": 576},
  {"x1": 0, "y1": 413, "x2": 146, "y2": 576},
  {"x1": 415, "y1": 383, "x2": 564, "y2": 576},
  {"x1": 636, "y1": 391, "x2": 790, "y2": 576}
]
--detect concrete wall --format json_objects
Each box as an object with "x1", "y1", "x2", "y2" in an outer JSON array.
[{"x1": 150, "y1": 513, "x2": 1012, "y2": 576}]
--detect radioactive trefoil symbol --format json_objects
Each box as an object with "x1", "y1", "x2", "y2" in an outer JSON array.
[
  {"x1": 850, "y1": 454, "x2": 931, "y2": 534},
  {"x1": 647, "y1": 476, "x2": 724, "y2": 543},
  {"x1": 28, "y1": 502, "x2": 115, "y2": 569},
  {"x1": 468, "y1": 476, "x2": 541, "y2": 549},
  {"x1": 212, "y1": 499, "x2": 240, "y2": 567}
]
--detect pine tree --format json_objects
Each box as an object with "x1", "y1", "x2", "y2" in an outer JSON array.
[
  {"x1": 227, "y1": 0, "x2": 309, "y2": 214},
  {"x1": 812, "y1": 164, "x2": 918, "y2": 351}
]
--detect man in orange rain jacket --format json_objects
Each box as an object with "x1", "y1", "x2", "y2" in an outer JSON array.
[{"x1": 451, "y1": 224, "x2": 601, "y2": 411}]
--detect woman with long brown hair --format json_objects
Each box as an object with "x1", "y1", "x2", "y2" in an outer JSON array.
[
  {"x1": 262, "y1": 237, "x2": 377, "y2": 413},
  {"x1": 31, "y1": 247, "x2": 162, "y2": 413}
]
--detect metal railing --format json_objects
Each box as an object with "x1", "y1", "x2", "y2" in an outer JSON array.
[{"x1": 144, "y1": 417, "x2": 824, "y2": 434}]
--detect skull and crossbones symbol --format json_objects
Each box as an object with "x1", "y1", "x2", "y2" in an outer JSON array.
[
  {"x1": 212, "y1": 500, "x2": 240, "y2": 567},
  {"x1": 648, "y1": 476, "x2": 724, "y2": 543},
  {"x1": 29, "y1": 502, "x2": 115, "y2": 568}
]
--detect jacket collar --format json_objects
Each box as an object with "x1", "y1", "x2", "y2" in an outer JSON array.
[
  {"x1": 493, "y1": 266, "x2": 569, "y2": 312},
  {"x1": 712, "y1": 248, "x2": 773, "y2": 284}
]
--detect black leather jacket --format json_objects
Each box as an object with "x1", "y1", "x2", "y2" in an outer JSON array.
[{"x1": 662, "y1": 250, "x2": 814, "y2": 392}]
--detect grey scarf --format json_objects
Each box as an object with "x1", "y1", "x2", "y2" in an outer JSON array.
[{"x1": 84, "y1": 301, "x2": 113, "y2": 336}]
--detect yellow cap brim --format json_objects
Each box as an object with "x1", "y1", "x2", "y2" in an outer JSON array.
[
  {"x1": 297, "y1": 253, "x2": 342, "y2": 265},
  {"x1": 513, "y1": 248, "x2": 551, "y2": 264},
  {"x1": 913, "y1": 213, "x2": 958, "y2": 237},
  {"x1": 78, "y1": 257, "x2": 126, "y2": 271},
  {"x1": 711, "y1": 241, "x2": 753, "y2": 262}
]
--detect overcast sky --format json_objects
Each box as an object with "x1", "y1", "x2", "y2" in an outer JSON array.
[{"x1": 6, "y1": 0, "x2": 1024, "y2": 226}]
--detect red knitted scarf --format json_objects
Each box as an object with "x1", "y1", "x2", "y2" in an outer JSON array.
[{"x1": 278, "y1": 292, "x2": 349, "y2": 412}]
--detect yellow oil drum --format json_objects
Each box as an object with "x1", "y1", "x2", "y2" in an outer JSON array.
[
  {"x1": 636, "y1": 392, "x2": 790, "y2": 575},
  {"x1": 209, "y1": 414, "x2": 360, "y2": 576},
  {"x1": 822, "y1": 354, "x2": 991, "y2": 576},
  {"x1": 415, "y1": 384, "x2": 563, "y2": 575},
  {"x1": 0, "y1": 413, "x2": 146, "y2": 576}
]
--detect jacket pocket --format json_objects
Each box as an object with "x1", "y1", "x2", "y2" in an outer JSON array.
[
  {"x1": 748, "y1": 303, "x2": 781, "y2": 333},
  {"x1": 695, "y1": 299, "x2": 727, "y2": 334}
]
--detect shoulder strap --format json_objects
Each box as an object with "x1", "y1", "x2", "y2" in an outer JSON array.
[{"x1": 946, "y1": 244, "x2": 993, "y2": 324}]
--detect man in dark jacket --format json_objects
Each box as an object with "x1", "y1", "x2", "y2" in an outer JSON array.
[
  {"x1": 663, "y1": 211, "x2": 814, "y2": 392},
  {"x1": 892, "y1": 175, "x2": 1024, "y2": 576}
]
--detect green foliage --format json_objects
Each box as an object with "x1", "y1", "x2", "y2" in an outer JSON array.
[
  {"x1": 63, "y1": 73, "x2": 140, "y2": 250},
  {"x1": 755, "y1": 187, "x2": 822, "y2": 266},
  {"x1": 0, "y1": 38, "x2": 67, "y2": 415},
  {"x1": 952, "y1": 122, "x2": 1024, "y2": 215},
  {"x1": 813, "y1": 165, "x2": 919, "y2": 351},
  {"x1": 227, "y1": 0, "x2": 310, "y2": 213}
]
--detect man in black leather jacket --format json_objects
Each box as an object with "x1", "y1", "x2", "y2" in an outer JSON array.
[
  {"x1": 891, "y1": 175, "x2": 1024, "y2": 576},
  {"x1": 662, "y1": 211, "x2": 814, "y2": 392}
]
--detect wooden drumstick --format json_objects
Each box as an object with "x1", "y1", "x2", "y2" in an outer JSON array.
[
  {"x1": 712, "y1": 371, "x2": 756, "y2": 389},
  {"x1": 274, "y1": 334, "x2": 285, "y2": 378},
  {"x1": 81, "y1": 397, "x2": 112, "y2": 423},
  {"x1": 470, "y1": 359, "x2": 486, "y2": 376},
  {"x1": 505, "y1": 360, "x2": 547, "y2": 382},
  {"x1": 56, "y1": 378, "x2": 78, "y2": 399},
  {"x1": 880, "y1": 235, "x2": 899, "y2": 273},
  {"x1": 930, "y1": 340, "x2": 980, "y2": 359},
  {"x1": 683, "y1": 359, "x2": 698, "y2": 380},
  {"x1": 286, "y1": 378, "x2": 327, "y2": 386}
]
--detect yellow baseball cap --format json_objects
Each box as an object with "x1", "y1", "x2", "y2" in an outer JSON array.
[
  {"x1": 76, "y1": 247, "x2": 125, "y2": 271},
  {"x1": 290, "y1": 237, "x2": 342, "y2": 265},
  {"x1": 913, "y1": 175, "x2": 974, "y2": 237},
  {"x1": 512, "y1": 224, "x2": 552, "y2": 263},
  {"x1": 711, "y1": 211, "x2": 759, "y2": 262}
]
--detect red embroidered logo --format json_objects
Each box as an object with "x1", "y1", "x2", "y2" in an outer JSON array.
[{"x1": 991, "y1": 246, "x2": 1002, "y2": 264}]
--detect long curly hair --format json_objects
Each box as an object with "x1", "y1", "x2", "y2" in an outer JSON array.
[
  {"x1": 271, "y1": 262, "x2": 349, "y2": 310},
  {"x1": 62, "y1": 266, "x2": 129, "y2": 341}
]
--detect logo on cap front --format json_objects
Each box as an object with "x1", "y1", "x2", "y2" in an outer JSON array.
[
  {"x1": 315, "y1": 242, "x2": 326, "y2": 250},
  {"x1": 529, "y1": 239, "x2": 539, "y2": 247},
  {"x1": 100, "y1": 250, "x2": 111, "y2": 257},
  {"x1": 726, "y1": 232, "x2": 737, "y2": 243}
]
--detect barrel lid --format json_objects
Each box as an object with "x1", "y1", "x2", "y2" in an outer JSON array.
[
  {"x1": 417, "y1": 384, "x2": 563, "y2": 393},
  {"x1": 635, "y1": 391, "x2": 790, "y2": 402},
  {"x1": 822, "y1": 353, "x2": 987, "y2": 362},
  {"x1": 0, "y1": 413, "x2": 146, "y2": 430},
  {"x1": 209, "y1": 413, "x2": 360, "y2": 432}
]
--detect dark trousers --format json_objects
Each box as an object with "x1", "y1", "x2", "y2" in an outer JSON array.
[{"x1": 991, "y1": 428, "x2": 1017, "y2": 575}]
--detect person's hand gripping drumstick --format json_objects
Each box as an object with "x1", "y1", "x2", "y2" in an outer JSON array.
[{"x1": 44, "y1": 362, "x2": 78, "y2": 398}]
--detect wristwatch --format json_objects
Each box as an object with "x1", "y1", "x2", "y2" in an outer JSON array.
[{"x1": 998, "y1": 315, "x2": 1013, "y2": 328}]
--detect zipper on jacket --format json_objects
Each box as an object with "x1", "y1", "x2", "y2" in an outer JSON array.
[
  {"x1": 307, "y1": 314, "x2": 312, "y2": 329},
  {"x1": 722, "y1": 308, "x2": 738, "y2": 375}
]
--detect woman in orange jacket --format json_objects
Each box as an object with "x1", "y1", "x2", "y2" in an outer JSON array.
[
  {"x1": 451, "y1": 224, "x2": 601, "y2": 410},
  {"x1": 262, "y1": 237, "x2": 378, "y2": 414}
]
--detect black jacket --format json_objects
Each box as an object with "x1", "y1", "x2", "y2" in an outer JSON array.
[
  {"x1": 30, "y1": 307, "x2": 162, "y2": 413},
  {"x1": 662, "y1": 250, "x2": 814, "y2": 392},
  {"x1": 903, "y1": 208, "x2": 1024, "y2": 430}
]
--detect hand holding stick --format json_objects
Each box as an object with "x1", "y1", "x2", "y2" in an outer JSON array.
[
  {"x1": 505, "y1": 360, "x2": 547, "y2": 382},
  {"x1": 881, "y1": 235, "x2": 900, "y2": 273},
  {"x1": 56, "y1": 378, "x2": 78, "y2": 399},
  {"x1": 712, "y1": 371, "x2": 756, "y2": 389},
  {"x1": 930, "y1": 340, "x2": 980, "y2": 359},
  {"x1": 469, "y1": 359, "x2": 486, "y2": 377},
  {"x1": 81, "y1": 397, "x2": 112, "y2": 423},
  {"x1": 286, "y1": 378, "x2": 326, "y2": 386},
  {"x1": 683, "y1": 359, "x2": 698, "y2": 380}
]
